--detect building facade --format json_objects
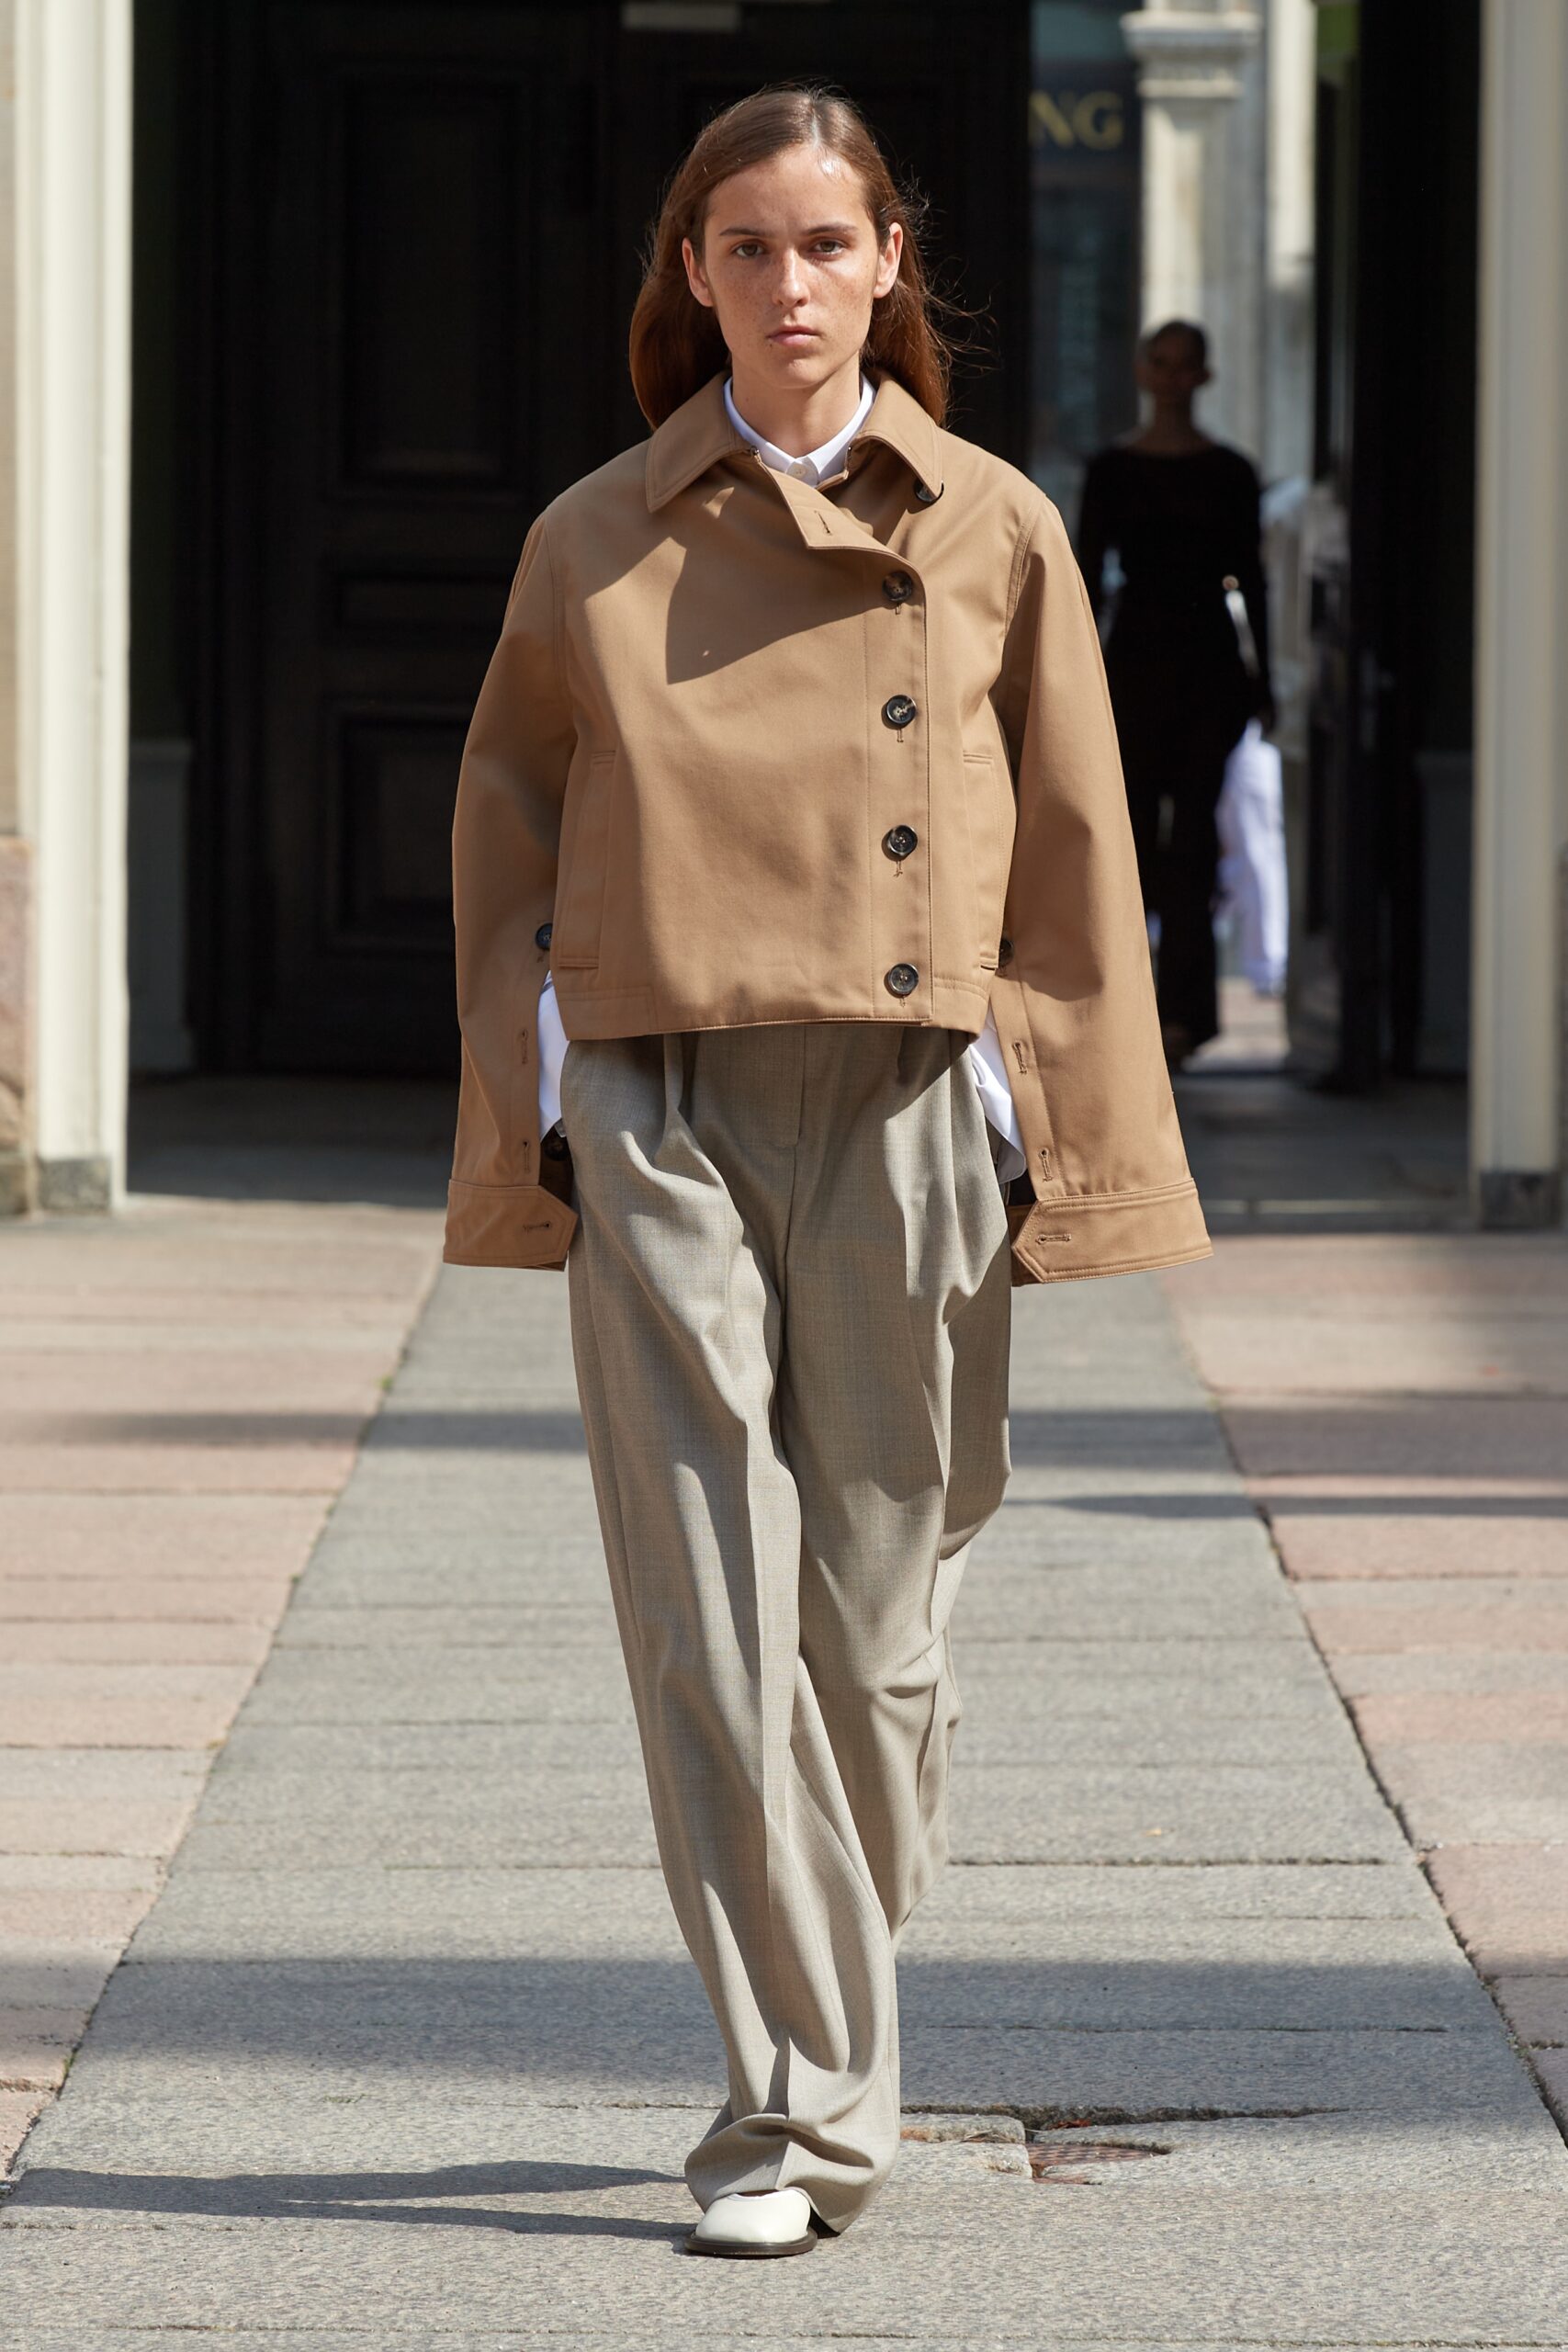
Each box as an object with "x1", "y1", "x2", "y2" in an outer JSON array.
[{"x1": 1, "y1": 0, "x2": 1562, "y2": 1225}]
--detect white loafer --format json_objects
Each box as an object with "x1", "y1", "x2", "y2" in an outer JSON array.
[{"x1": 685, "y1": 2186, "x2": 818, "y2": 2258}]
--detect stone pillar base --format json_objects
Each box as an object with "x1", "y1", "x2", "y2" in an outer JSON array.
[
  {"x1": 36, "y1": 1155, "x2": 113, "y2": 1214},
  {"x1": 0, "y1": 838, "x2": 36, "y2": 1216},
  {"x1": 1475, "y1": 1170, "x2": 1562, "y2": 1231}
]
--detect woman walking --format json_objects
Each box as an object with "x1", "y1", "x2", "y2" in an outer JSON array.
[
  {"x1": 1078, "y1": 320, "x2": 1275, "y2": 1067},
  {"x1": 445, "y1": 87, "x2": 1209, "y2": 2256}
]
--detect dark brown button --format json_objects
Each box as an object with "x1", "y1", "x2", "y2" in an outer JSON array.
[
  {"x1": 913, "y1": 479, "x2": 943, "y2": 506},
  {"x1": 997, "y1": 935, "x2": 1013, "y2": 969},
  {"x1": 883, "y1": 825, "x2": 918, "y2": 861},
  {"x1": 535, "y1": 922, "x2": 553, "y2": 951},
  {"x1": 881, "y1": 694, "x2": 918, "y2": 730},
  {"x1": 882, "y1": 570, "x2": 915, "y2": 605},
  {"x1": 885, "y1": 963, "x2": 919, "y2": 998}
]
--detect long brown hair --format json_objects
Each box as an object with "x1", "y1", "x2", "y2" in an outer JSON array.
[{"x1": 628, "y1": 85, "x2": 959, "y2": 429}]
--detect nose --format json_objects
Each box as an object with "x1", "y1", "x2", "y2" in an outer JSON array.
[{"x1": 773, "y1": 250, "x2": 807, "y2": 307}]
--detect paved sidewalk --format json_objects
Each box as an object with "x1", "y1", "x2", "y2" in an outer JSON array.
[
  {"x1": 1165, "y1": 1235, "x2": 1568, "y2": 2129},
  {"x1": 3, "y1": 1227, "x2": 1564, "y2": 2346},
  {"x1": 0, "y1": 1182, "x2": 444, "y2": 2172}
]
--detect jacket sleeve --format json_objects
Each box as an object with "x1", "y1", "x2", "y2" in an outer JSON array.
[
  {"x1": 444, "y1": 514, "x2": 579, "y2": 1271},
  {"x1": 989, "y1": 495, "x2": 1212, "y2": 1283}
]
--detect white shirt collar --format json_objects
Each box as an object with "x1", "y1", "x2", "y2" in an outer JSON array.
[{"x1": 724, "y1": 372, "x2": 874, "y2": 490}]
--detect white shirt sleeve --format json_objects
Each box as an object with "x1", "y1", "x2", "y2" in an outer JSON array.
[
  {"x1": 964, "y1": 1009, "x2": 1027, "y2": 1183},
  {"x1": 537, "y1": 971, "x2": 569, "y2": 1136}
]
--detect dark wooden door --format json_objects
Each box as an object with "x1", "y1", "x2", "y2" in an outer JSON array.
[
  {"x1": 201, "y1": 0, "x2": 1028, "y2": 1073},
  {"x1": 240, "y1": 3, "x2": 609, "y2": 1071}
]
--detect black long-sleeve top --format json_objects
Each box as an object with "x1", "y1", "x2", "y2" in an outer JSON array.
[{"x1": 1076, "y1": 441, "x2": 1272, "y2": 699}]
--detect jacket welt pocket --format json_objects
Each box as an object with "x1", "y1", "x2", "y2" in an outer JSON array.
[
  {"x1": 553, "y1": 750, "x2": 615, "y2": 968},
  {"x1": 963, "y1": 751, "x2": 1009, "y2": 973}
]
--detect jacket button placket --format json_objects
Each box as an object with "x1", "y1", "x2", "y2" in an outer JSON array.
[{"x1": 870, "y1": 543, "x2": 931, "y2": 1019}]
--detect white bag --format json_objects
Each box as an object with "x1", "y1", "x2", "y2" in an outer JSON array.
[{"x1": 1215, "y1": 720, "x2": 1288, "y2": 994}]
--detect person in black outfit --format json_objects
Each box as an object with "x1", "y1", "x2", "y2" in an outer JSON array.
[{"x1": 1077, "y1": 320, "x2": 1274, "y2": 1066}]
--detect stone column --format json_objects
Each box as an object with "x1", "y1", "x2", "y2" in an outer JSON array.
[
  {"x1": 1471, "y1": 0, "x2": 1568, "y2": 1227},
  {"x1": 1121, "y1": 0, "x2": 1263, "y2": 451},
  {"x1": 1261, "y1": 0, "x2": 1315, "y2": 488},
  {"x1": 0, "y1": 0, "x2": 133, "y2": 1216}
]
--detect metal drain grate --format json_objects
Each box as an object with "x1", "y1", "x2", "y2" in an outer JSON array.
[{"x1": 1025, "y1": 2139, "x2": 1168, "y2": 2184}]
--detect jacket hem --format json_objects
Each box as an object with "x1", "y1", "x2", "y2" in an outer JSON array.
[{"x1": 553, "y1": 983, "x2": 992, "y2": 1041}]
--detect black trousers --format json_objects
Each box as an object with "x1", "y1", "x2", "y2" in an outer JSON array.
[{"x1": 1105, "y1": 637, "x2": 1252, "y2": 1055}]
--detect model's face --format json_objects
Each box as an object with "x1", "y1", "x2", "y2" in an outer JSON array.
[
  {"x1": 682, "y1": 143, "x2": 902, "y2": 394},
  {"x1": 1137, "y1": 333, "x2": 1210, "y2": 403}
]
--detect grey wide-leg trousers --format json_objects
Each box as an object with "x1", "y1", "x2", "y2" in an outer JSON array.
[{"x1": 561, "y1": 1023, "x2": 1011, "y2": 2233}]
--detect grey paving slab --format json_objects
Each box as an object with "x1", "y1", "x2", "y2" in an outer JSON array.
[
  {"x1": 948, "y1": 1762, "x2": 1405, "y2": 1862},
  {"x1": 4, "y1": 2194, "x2": 1568, "y2": 2344},
  {"x1": 209, "y1": 1710, "x2": 1357, "y2": 1784},
  {"x1": 289, "y1": 1563, "x2": 607, "y2": 1613},
  {"x1": 237, "y1": 1650, "x2": 639, "y2": 1725},
  {"x1": 283, "y1": 1561, "x2": 1308, "y2": 1645},
  {"x1": 163, "y1": 1758, "x2": 1401, "y2": 1871},
  {"x1": 72, "y1": 1948, "x2": 1499, "y2": 2070},
  {"x1": 949, "y1": 1560, "x2": 1309, "y2": 1641},
  {"x1": 6, "y1": 1257, "x2": 1565, "y2": 2345},
  {"x1": 20, "y1": 2095, "x2": 1564, "y2": 2201},
  {"x1": 275, "y1": 1604, "x2": 622, "y2": 1651},
  {"x1": 209, "y1": 1722, "x2": 649, "y2": 1786},
  {"x1": 170, "y1": 1801, "x2": 660, "y2": 1872},
  {"x1": 122, "y1": 1860, "x2": 1446, "y2": 1966}
]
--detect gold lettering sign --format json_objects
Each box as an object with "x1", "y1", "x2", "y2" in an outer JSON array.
[{"x1": 1030, "y1": 88, "x2": 1125, "y2": 151}]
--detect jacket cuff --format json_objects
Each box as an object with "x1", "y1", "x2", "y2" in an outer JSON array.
[
  {"x1": 1009, "y1": 1181, "x2": 1212, "y2": 1285},
  {"x1": 443, "y1": 1180, "x2": 577, "y2": 1272}
]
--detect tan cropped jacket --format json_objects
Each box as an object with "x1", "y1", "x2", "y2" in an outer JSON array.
[{"x1": 445, "y1": 368, "x2": 1210, "y2": 1285}]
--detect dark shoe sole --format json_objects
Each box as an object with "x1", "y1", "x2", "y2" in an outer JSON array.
[{"x1": 683, "y1": 2229, "x2": 817, "y2": 2259}]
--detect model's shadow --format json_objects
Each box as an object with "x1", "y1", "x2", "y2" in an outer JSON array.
[{"x1": 13, "y1": 2157, "x2": 684, "y2": 2242}]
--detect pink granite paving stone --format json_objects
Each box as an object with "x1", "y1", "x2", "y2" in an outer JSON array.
[
  {"x1": 0, "y1": 1664, "x2": 275, "y2": 1747},
  {"x1": 1425, "y1": 1844, "x2": 1568, "y2": 1976},
  {"x1": 0, "y1": 1493, "x2": 328, "y2": 1579},
  {"x1": 1529, "y1": 2047, "x2": 1568, "y2": 2131},
  {"x1": 1267, "y1": 1512, "x2": 1568, "y2": 1581},
  {"x1": 1298, "y1": 1581, "x2": 1568, "y2": 1653},
  {"x1": 1, "y1": 1619, "x2": 277, "y2": 1665},
  {"x1": 0, "y1": 1576, "x2": 296, "y2": 1623},
  {"x1": 0, "y1": 1185, "x2": 446, "y2": 2192},
  {"x1": 1163, "y1": 1232, "x2": 1568, "y2": 1307},
  {"x1": 0, "y1": 2007, "x2": 92, "y2": 2090},
  {"x1": 1219, "y1": 1396, "x2": 1568, "y2": 1485},
  {"x1": 1490, "y1": 1974, "x2": 1568, "y2": 2045},
  {"x1": 0, "y1": 1436, "x2": 366, "y2": 1494},
  {"x1": 0, "y1": 1348, "x2": 398, "y2": 1419},
  {"x1": 0, "y1": 1799, "x2": 202, "y2": 1855},
  {"x1": 1370, "y1": 1743, "x2": 1568, "y2": 1846},
  {"x1": 1164, "y1": 1230, "x2": 1568, "y2": 2150},
  {"x1": 1350, "y1": 1690, "x2": 1568, "y2": 1744},
  {"x1": 0, "y1": 2091, "x2": 49, "y2": 2177},
  {"x1": 1167, "y1": 1308, "x2": 1568, "y2": 1396},
  {"x1": 0, "y1": 1888, "x2": 169, "y2": 1946}
]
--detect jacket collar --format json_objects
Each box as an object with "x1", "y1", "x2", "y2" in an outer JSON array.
[{"x1": 645, "y1": 367, "x2": 942, "y2": 513}]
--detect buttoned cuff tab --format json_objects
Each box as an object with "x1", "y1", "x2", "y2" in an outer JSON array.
[
  {"x1": 443, "y1": 1181, "x2": 577, "y2": 1272},
  {"x1": 1009, "y1": 1182, "x2": 1211, "y2": 1286}
]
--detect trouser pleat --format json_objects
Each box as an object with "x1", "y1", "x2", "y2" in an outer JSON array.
[{"x1": 562, "y1": 1021, "x2": 1010, "y2": 2231}]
